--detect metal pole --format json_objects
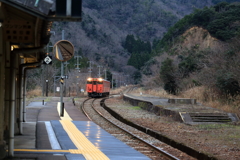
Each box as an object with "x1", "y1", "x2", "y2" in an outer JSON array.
[
  {"x1": 98, "y1": 65, "x2": 101, "y2": 78},
  {"x1": 88, "y1": 61, "x2": 93, "y2": 77},
  {"x1": 60, "y1": 30, "x2": 65, "y2": 117},
  {"x1": 46, "y1": 60, "x2": 48, "y2": 96},
  {"x1": 46, "y1": 80, "x2": 48, "y2": 97},
  {"x1": 75, "y1": 53, "x2": 81, "y2": 70},
  {"x1": 104, "y1": 69, "x2": 107, "y2": 80},
  {"x1": 64, "y1": 61, "x2": 69, "y2": 97},
  {"x1": 54, "y1": 77, "x2": 56, "y2": 97},
  {"x1": 116, "y1": 75, "x2": 118, "y2": 88},
  {"x1": 119, "y1": 75, "x2": 121, "y2": 87},
  {"x1": 112, "y1": 74, "x2": 114, "y2": 89},
  {"x1": 42, "y1": 65, "x2": 45, "y2": 96},
  {"x1": 77, "y1": 83, "x2": 79, "y2": 96},
  {"x1": 60, "y1": 62, "x2": 64, "y2": 116}
]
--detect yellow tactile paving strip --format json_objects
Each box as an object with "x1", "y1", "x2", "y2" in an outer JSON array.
[
  {"x1": 57, "y1": 102, "x2": 110, "y2": 160},
  {"x1": 15, "y1": 102, "x2": 109, "y2": 160},
  {"x1": 60, "y1": 120, "x2": 110, "y2": 160}
]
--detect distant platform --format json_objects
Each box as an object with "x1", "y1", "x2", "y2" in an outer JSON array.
[
  {"x1": 123, "y1": 93, "x2": 239, "y2": 125},
  {"x1": 27, "y1": 102, "x2": 47, "y2": 107}
]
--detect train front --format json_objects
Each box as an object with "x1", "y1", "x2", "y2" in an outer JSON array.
[{"x1": 86, "y1": 78, "x2": 105, "y2": 97}]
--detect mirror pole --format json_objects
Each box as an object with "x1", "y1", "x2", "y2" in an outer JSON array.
[
  {"x1": 60, "y1": 30, "x2": 65, "y2": 117},
  {"x1": 60, "y1": 61, "x2": 64, "y2": 116}
]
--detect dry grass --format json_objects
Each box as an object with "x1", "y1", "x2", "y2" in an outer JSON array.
[
  {"x1": 130, "y1": 86, "x2": 240, "y2": 117},
  {"x1": 180, "y1": 86, "x2": 240, "y2": 116},
  {"x1": 27, "y1": 85, "x2": 240, "y2": 117},
  {"x1": 110, "y1": 85, "x2": 132, "y2": 95},
  {"x1": 131, "y1": 87, "x2": 177, "y2": 99},
  {"x1": 26, "y1": 86, "x2": 86, "y2": 98},
  {"x1": 26, "y1": 86, "x2": 42, "y2": 98}
]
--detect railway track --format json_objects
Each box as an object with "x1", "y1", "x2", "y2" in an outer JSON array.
[{"x1": 81, "y1": 98, "x2": 186, "y2": 160}]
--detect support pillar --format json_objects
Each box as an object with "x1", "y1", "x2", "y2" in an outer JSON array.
[
  {"x1": 0, "y1": 22, "x2": 7, "y2": 159},
  {"x1": 8, "y1": 50, "x2": 17, "y2": 157},
  {"x1": 15, "y1": 57, "x2": 21, "y2": 135},
  {"x1": 18, "y1": 61, "x2": 23, "y2": 135},
  {"x1": 23, "y1": 69, "x2": 27, "y2": 122},
  {"x1": 21, "y1": 63, "x2": 41, "y2": 123},
  {"x1": 4, "y1": 42, "x2": 11, "y2": 158}
]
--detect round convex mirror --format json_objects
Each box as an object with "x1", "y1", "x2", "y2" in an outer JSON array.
[{"x1": 53, "y1": 40, "x2": 74, "y2": 61}]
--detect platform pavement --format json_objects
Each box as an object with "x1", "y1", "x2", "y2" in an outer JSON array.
[
  {"x1": 4, "y1": 97, "x2": 150, "y2": 160},
  {"x1": 4, "y1": 97, "x2": 72, "y2": 160}
]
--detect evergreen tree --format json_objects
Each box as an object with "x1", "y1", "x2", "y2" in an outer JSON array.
[
  {"x1": 124, "y1": 35, "x2": 152, "y2": 69},
  {"x1": 160, "y1": 58, "x2": 178, "y2": 94}
]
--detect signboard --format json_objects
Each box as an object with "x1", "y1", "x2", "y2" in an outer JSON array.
[
  {"x1": 43, "y1": 55, "x2": 52, "y2": 64},
  {"x1": 53, "y1": 40, "x2": 74, "y2": 62},
  {"x1": 60, "y1": 77, "x2": 64, "y2": 84},
  {"x1": 56, "y1": 87, "x2": 60, "y2": 92},
  {"x1": 56, "y1": 0, "x2": 82, "y2": 18}
]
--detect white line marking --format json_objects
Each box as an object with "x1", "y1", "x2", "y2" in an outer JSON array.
[{"x1": 45, "y1": 121, "x2": 61, "y2": 149}]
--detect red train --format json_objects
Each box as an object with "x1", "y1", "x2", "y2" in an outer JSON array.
[{"x1": 86, "y1": 78, "x2": 110, "y2": 97}]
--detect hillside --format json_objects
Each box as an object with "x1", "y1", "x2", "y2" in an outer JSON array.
[
  {"x1": 143, "y1": 2, "x2": 240, "y2": 99},
  {"x1": 49, "y1": 0, "x2": 238, "y2": 79},
  {"x1": 27, "y1": 0, "x2": 240, "y2": 94}
]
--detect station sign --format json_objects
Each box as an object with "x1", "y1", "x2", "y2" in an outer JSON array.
[
  {"x1": 56, "y1": 87, "x2": 60, "y2": 92},
  {"x1": 43, "y1": 55, "x2": 52, "y2": 65}
]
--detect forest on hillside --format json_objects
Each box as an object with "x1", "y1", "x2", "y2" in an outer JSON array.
[
  {"x1": 143, "y1": 2, "x2": 240, "y2": 100},
  {"x1": 26, "y1": 0, "x2": 240, "y2": 95},
  {"x1": 156, "y1": 1, "x2": 240, "y2": 50}
]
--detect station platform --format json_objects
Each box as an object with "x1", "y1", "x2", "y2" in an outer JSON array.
[
  {"x1": 123, "y1": 93, "x2": 239, "y2": 124},
  {"x1": 10, "y1": 97, "x2": 150, "y2": 160}
]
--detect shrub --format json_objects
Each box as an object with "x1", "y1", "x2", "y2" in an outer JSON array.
[
  {"x1": 216, "y1": 73, "x2": 240, "y2": 97},
  {"x1": 160, "y1": 58, "x2": 178, "y2": 94}
]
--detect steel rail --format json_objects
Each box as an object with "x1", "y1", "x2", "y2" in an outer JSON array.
[
  {"x1": 80, "y1": 98, "x2": 93, "y2": 121},
  {"x1": 87, "y1": 98, "x2": 180, "y2": 160}
]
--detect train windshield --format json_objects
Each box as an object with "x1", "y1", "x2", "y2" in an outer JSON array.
[
  {"x1": 97, "y1": 81, "x2": 103, "y2": 84},
  {"x1": 87, "y1": 79, "x2": 103, "y2": 84},
  {"x1": 87, "y1": 81, "x2": 92, "y2": 84}
]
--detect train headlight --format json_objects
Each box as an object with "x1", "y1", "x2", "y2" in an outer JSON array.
[
  {"x1": 87, "y1": 78, "x2": 92, "y2": 81},
  {"x1": 98, "y1": 78, "x2": 103, "y2": 82}
]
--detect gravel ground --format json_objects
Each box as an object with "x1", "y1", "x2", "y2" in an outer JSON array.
[
  {"x1": 105, "y1": 97, "x2": 240, "y2": 160},
  {"x1": 92, "y1": 99, "x2": 196, "y2": 160}
]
